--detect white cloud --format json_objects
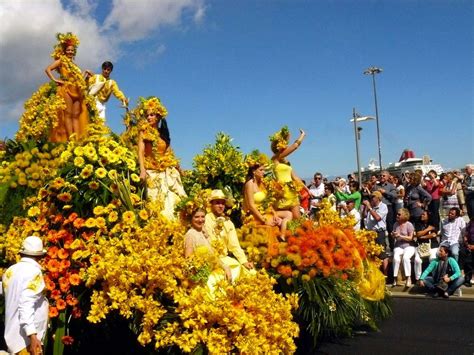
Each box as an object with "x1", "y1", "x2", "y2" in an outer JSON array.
[
  {"x1": 103, "y1": 0, "x2": 205, "y2": 42},
  {"x1": 0, "y1": 0, "x2": 205, "y2": 127}
]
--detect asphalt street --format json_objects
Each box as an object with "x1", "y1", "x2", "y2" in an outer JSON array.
[{"x1": 315, "y1": 297, "x2": 474, "y2": 355}]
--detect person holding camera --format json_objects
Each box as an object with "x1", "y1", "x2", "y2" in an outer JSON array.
[{"x1": 419, "y1": 244, "x2": 464, "y2": 298}]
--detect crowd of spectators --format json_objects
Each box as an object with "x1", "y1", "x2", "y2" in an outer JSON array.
[{"x1": 304, "y1": 164, "x2": 474, "y2": 298}]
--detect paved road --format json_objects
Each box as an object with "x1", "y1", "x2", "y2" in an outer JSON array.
[{"x1": 314, "y1": 297, "x2": 474, "y2": 355}]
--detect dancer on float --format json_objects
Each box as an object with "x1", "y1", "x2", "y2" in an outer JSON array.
[
  {"x1": 269, "y1": 126, "x2": 309, "y2": 219},
  {"x1": 45, "y1": 33, "x2": 89, "y2": 141},
  {"x1": 137, "y1": 97, "x2": 186, "y2": 219},
  {"x1": 243, "y1": 152, "x2": 292, "y2": 241}
]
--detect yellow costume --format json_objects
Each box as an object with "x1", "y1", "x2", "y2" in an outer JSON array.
[
  {"x1": 88, "y1": 74, "x2": 126, "y2": 119},
  {"x1": 274, "y1": 163, "x2": 299, "y2": 209},
  {"x1": 204, "y1": 213, "x2": 255, "y2": 281},
  {"x1": 141, "y1": 123, "x2": 186, "y2": 220},
  {"x1": 50, "y1": 56, "x2": 89, "y2": 142}
]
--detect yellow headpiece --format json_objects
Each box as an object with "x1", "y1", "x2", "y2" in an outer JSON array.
[
  {"x1": 245, "y1": 150, "x2": 269, "y2": 169},
  {"x1": 269, "y1": 126, "x2": 290, "y2": 153},
  {"x1": 51, "y1": 32, "x2": 80, "y2": 59},
  {"x1": 138, "y1": 96, "x2": 168, "y2": 119}
]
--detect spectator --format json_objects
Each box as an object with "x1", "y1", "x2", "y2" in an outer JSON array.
[
  {"x1": 440, "y1": 207, "x2": 466, "y2": 261},
  {"x1": 362, "y1": 191, "x2": 389, "y2": 275},
  {"x1": 440, "y1": 172, "x2": 460, "y2": 220},
  {"x1": 463, "y1": 164, "x2": 474, "y2": 219},
  {"x1": 323, "y1": 183, "x2": 337, "y2": 211},
  {"x1": 459, "y1": 216, "x2": 474, "y2": 287},
  {"x1": 339, "y1": 198, "x2": 361, "y2": 231},
  {"x1": 391, "y1": 208, "x2": 416, "y2": 287},
  {"x1": 423, "y1": 169, "x2": 443, "y2": 229},
  {"x1": 373, "y1": 171, "x2": 398, "y2": 236},
  {"x1": 414, "y1": 211, "x2": 439, "y2": 282},
  {"x1": 335, "y1": 181, "x2": 362, "y2": 210},
  {"x1": 419, "y1": 245, "x2": 464, "y2": 298},
  {"x1": 308, "y1": 172, "x2": 325, "y2": 218},
  {"x1": 404, "y1": 172, "x2": 432, "y2": 229},
  {"x1": 392, "y1": 175, "x2": 405, "y2": 215},
  {"x1": 2, "y1": 236, "x2": 49, "y2": 355}
]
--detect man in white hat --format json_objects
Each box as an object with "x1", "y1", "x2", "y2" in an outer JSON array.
[
  {"x1": 2, "y1": 236, "x2": 48, "y2": 355},
  {"x1": 204, "y1": 190, "x2": 254, "y2": 280}
]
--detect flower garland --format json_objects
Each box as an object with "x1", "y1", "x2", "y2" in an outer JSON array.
[{"x1": 269, "y1": 126, "x2": 290, "y2": 152}]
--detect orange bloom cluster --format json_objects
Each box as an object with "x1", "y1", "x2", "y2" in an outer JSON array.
[
  {"x1": 263, "y1": 221, "x2": 367, "y2": 280},
  {"x1": 43, "y1": 212, "x2": 85, "y2": 322}
]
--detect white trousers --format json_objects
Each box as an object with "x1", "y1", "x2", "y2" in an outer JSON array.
[{"x1": 393, "y1": 246, "x2": 416, "y2": 278}]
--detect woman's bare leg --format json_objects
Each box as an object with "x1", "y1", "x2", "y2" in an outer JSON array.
[
  {"x1": 276, "y1": 210, "x2": 292, "y2": 241},
  {"x1": 71, "y1": 100, "x2": 81, "y2": 137},
  {"x1": 63, "y1": 93, "x2": 74, "y2": 138},
  {"x1": 291, "y1": 205, "x2": 301, "y2": 219}
]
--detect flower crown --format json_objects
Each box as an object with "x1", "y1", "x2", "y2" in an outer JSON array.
[
  {"x1": 245, "y1": 150, "x2": 269, "y2": 169},
  {"x1": 137, "y1": 96, "x2": 168, "y2": 119},
  {"x1": 176, "y1": 189, "x2": 212, "y2": 222},
  {"x1": 51, "y1": 32, "x2": 80, "y2": 59},
  {"x1": 269, "y1": 126, "x2": 290, "y2": 152}
]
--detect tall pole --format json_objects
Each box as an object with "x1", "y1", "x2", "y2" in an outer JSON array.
[
  {"x1": 353, "y1": 108, "x2": 362, "y2": 184},
  {"x1": 364, "y1": 66, "x2": 383, "y2": 172}
]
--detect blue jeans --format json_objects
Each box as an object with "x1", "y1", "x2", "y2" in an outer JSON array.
[
  {"x1": 449, "y1": 243, "x2": 460, "y2": 262},
  {"x1": 423, "y1": 275, "x2": 465, "y2": 295}
]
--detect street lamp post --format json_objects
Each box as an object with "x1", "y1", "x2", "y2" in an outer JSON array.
[
  {"x1": 364, "y1": 66, "x2": 383, "y2": 172},
  {"x1": 350, "y1": 109, "x2": 375, "y2": 183}
]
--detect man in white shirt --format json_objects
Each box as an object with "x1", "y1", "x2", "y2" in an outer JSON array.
[
  {"x1": 441, "y1": 207, "x2": 466, "y2": 261},
  {"x1": 308, "y1": 172, "x2": 325, "y2": 218},
  {"x1": 340, "y1": 199, "x2": 361, "y2": 231},
  {"x1": 204, "y1": 190, "x2": 254, "y2": 280},
  {"x1": 2, "y1": 236, "x2": 48, "y2": 355},
  {"x1": 363, "y1": 191, "x2": 389, "y2": 275}
]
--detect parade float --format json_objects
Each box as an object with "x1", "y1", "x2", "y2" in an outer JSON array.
[{"x1": 0, "y1": 33, "x2": 391, "y2": 354}]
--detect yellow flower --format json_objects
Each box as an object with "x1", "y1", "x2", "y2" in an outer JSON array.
[
  {"x1": 108, "y1": 169, "x2": 118, "y2": 180},
  {"x1": 93, "y1": 206, "x2": 105, "y2": 216},
  {"x1": 85, "y1": 218, "x2": 96, "y2": 228},
  {"x1": 95, "y1": 167, "x2": 107, "y2": 179},
  {"x1": 74, "y1": 147, "x2": 84, "y2": 156},
  {"x1": 74, "y1": 156, "x2": 85, "y2": 167},
  {"x1": 122, "y1": 211, "x2": 136, "y2": 224},
  {"x1": 138, "y1": 209, "x2": 149, "y2": 221},
  {"x1": 27, "y1": 206, "x2": 41, "y2": 217},
  {"x1": 108, "y1": 211, "x2": 118, "y2": 223},
  {"x1": 131, "y1": 173, "x2": 140, "y2": 183}
]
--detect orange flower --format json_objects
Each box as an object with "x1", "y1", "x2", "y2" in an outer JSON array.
[
  {"x1": 66, "y1": 294, "x2": 78, "y2": 306},
  {"x1": 45, "y1": 278, "x2": 56, "y2": 291},
  {"x1": 56, "y1": 299, "x2": 67, "y2": 311},
  {"x1": 46, "y1": 259, "x2": 60, "y2": 273},
  {"x1": 72, "y1": 307, "x2": 82, "y2": 318},
  {"x1": 49, "y1": 307, "x2": 59, "y2": 318},
  {"x1": 69, "y1": 273, "x2": 81, "y2": 286},
  {"x1": 50, "y1": 289, "x2": 61, "y2": 300},
  {"x1": 73, "y1": 218, "x2": 85, "y2": 229},
  {"x1": 61, "y1": 336, "x2": 74, "y2": 346},
  {"x1": 67, "y1": 212, "x2": 78, "y2": 222},
  {"x1": 47, "y1": 246, "x2": 59, "y2": 258},
  {"x1": 59, "y1": 277, "x2": 70, "y2": 292},
  {"x1": 59, "y1": 259, "x2": 71, "y2": 271},
  {"x1": 58, "y1": 248, "x2": 69, "y2": 259}
]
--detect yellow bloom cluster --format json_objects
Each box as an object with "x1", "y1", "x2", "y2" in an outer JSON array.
[
  {"x1": 269, "y1": 126, "x2": 290, "y2": 153},
  {"x1": 16, "y1": 83, "x2": 67, "y2": 142},
  {"x1": 244, "y1": 150, "x2": 269, "y2": 170},
  {"x1": 140, "y1": 97, "x2": 168, "y2": 118},
  {"x1": 0, "y1": 144, "x2": 64, "y2": 189},
  {"x1": 158, "y1": 272, "x2": 299, "y2": 354}
]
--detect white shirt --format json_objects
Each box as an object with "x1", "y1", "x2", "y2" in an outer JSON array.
[
  {"x1": 441, "y1": 216, "x2": 466, "y2": 245},
  {"x1": 364, "y1": 202, "x2": 388, "y2": 231},
  {"x1": 2, "y1": 257, "x2": 49, "y2": 353},
  {"x1": 341, "y1": 208, "x2": 361, "y2": 231},
  {"x1": 309, "y1": 183, "x2": 325, "y2": 207}
]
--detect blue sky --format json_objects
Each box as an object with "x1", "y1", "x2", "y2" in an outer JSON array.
[{"x1": 1, "y1": 0, "x2": 472, "y2": 178}]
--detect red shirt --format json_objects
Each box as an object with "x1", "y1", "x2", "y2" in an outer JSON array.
[{"x1": 425, "y1": 179, "x2": 443, "y2": 200}]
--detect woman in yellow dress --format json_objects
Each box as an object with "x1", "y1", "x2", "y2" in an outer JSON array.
[
  {"x1": 243, "y1": 153, "x2": 292, "y2": 241},
  {"x1": 45, "y1": 33, "x2": 89, "y2": 142},
  {"x1": 137, "y1": 97, "x2": 186, "y2": 220},
  {"x1": 270, "y1": 126, "x2": 309, "y2": 219}
]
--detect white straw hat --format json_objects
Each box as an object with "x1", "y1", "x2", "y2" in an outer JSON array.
[{"x1": 20, "y1": 236, "x2": 46, "y2": 256}]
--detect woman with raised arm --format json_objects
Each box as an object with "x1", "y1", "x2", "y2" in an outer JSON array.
[
  {"x1": 45, "y1": 33, "x2": 89, "y2": 141},
  {"x1": 137, "y1": 97, "x2": 186, "y2": 219},
  {"x1": 269, "y1": 126, "x2": 309, "y2": 219}
]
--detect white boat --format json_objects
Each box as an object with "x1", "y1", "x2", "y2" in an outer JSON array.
[{"x1": 357, "y1": 149, "x2": 444, "y2": 181}]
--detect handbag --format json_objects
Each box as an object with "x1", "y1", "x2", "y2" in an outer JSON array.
[{"x1": 417, "y1": 241, "x2": 431, "y2": 258}]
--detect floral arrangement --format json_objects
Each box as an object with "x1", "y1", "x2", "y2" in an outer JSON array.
[
  {"x1": 244, "y1": 149, "x2": 269, "y2": 170},
  {"x1": 51, "y1": 32, "x2": 80, "y2": 59},
  {"x1": 140, "y1": 96, "x2": 168, "y2": 118},
  {"x1": 269, "y1": 125, "x2": 290, "y2": 153}
]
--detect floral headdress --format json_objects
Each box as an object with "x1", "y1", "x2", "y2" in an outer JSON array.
[
  {"x1": 137, "y1": 96, "x2": 168, "y2": 119},
  {"x1": 269, "y1": 126, "x2": 290, "y2": 153},
  {"x1": 51, "y1": 32, "x2": 80, "y2": 59},
  {"x1": 176, "y1": 189, "x2": 212, "y2": 223},
  {"x1": 245, "y1": 150, "x2": 269, "y2": 170}
]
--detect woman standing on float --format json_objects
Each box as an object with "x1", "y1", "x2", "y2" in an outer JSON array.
[
  {"x1": 270, "y1": 126, "x2": 308, "y2": 219},
  {"x1": 137, "y1": 97, "x2": 186, "y2": 220},
  {"x1": 45, "y1": 33, "x2": 89, "y2": 141}
]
